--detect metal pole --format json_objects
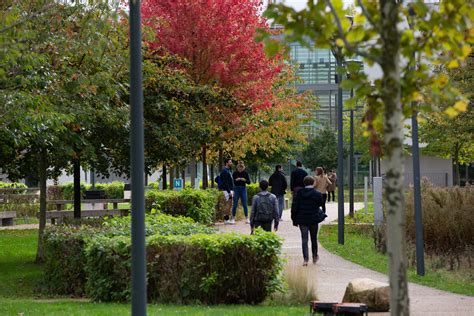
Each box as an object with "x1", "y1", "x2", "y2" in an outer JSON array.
[
  {"x1": 129, "y1": 0, "x2": 147, "y2": 314},
  {"x1": 349, "y1": 89, "x2": 354, "y2": 217},
  {"x1": 412, "y1": 104, "x2": 425, "y2": 276},
  {"x1": 336, "y1": 54, "x2": 344, "y2": 245}
]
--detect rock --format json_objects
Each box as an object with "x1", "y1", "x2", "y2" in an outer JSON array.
[{"x1": 342, "y1": 278, "x2": 390, "y2": 312}]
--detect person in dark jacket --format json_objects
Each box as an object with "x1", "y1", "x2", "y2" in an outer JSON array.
[
  {"x1": 290, "y1": 160, "x2": 308, "y2": 198},
  {"x1": 219, "y1": 158, "x2": 234, "y2": 224},
  {"x1": 250, "y1": 180, "x2": 279, "y2": 233},
  {"x1": 231, "y1": 161, "x2": 251, "y2": 224},
  {"x1": 269, "y1": 164, "x2": 288, "y2": 220},
  {"x1": 291, "y1": 176, "x2": 324, "y2": 266}
]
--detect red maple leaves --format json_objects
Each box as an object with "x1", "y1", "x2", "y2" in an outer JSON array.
[{"x1": 141, "y1": 0, "x2": 282, "y2": 111}]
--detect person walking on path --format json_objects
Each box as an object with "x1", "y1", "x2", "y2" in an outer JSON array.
[
  {"x1": 250, "y1": 180, "x2": 279, "y2": 233},
  {"x1": 314, "y1": 166, "x2": 331, "y2": 213},
  {"x1": 327, "y1": 169, "x2": 337, "y2": 203},
  {"x1": 290, "y1": 160, "x2": 308, "y2": 198},
  {"x1": 291, "y1": 176, "x2": 324, "y2": 266},
  {"x1": 269, "y1": 164, "x2": 288, "y2": 221},
  {"x1": 231, "y1": 161, "x2": 251, "y2": 224},
  {"x1": 218, "y1": 158, "x2": 234, "y2": 224}
]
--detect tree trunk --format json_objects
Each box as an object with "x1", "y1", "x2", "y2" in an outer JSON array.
[
  {"x1": 73, "y1": 157, "x2": 81, "y2": 219},
  {"x1": 210, "y1": 164, "x2": 215, "y2": 188},
  {"x1": 380, "y1": 1, "x2": 409, "y2": 314},
  {"x1": 190, "y1": 159, "x2": 196, "y2": 188},
  {"x1": 454, "y1": 144, "x2": 460, "y2": 186},
  {"x1": 181, "y1": 168, "x2": 186, "y2": 189},
  {"x1": 169, "y1": 167, "x2": 174, "y2": 190},
  {"x1": 36, "y1": 149, "x2": 47, "y2": 263},
  {"x1": 202, "y1": 145, "x2": 208, "y2": 189},
  {"x1": 218, "y1": 148, "x2": 223, "y2": 171},
  {"x1": 162, "y1": 165, "x2": 167, "y2": 190}
]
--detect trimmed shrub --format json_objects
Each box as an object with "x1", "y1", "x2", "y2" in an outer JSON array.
[
  {"x1": 85, "y1": 229, "x2": 283, "y2": 304},
  {"x1": 95, "y1": 181, "x2": 124, "y2": 199},
  {"x1": 0, "y1": 181, "x2": 27, "y2": 189},
  {"x1": 145, "y1": 189, "x2": 220, "y2": 224},
  {"x1": 59, "y1": 182, "x2": 90, "y2": 200},
  {"x1": 246, "y1": 183, "x2": 260, "y2": 205},
  {"x1": 42, "y1": 214, "x2": 216, "y2": 296}
]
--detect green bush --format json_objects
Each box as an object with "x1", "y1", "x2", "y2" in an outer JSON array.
[
  {"x1": 85, "y1": 229, "x2": 283, "y2": 304},
  {"x1": 59, "y1": 182, "x2": 90, "y2": 200},
  {"x1": 0, "y1": 182, "x2": 27, "y2": 189},
  {"x1": 246, "y1": 183, "x2": 260, "y2": 206},
  {"x1": 406, "y1": 183, "x2": 474, "y2": 264},
  {"x1": 145, "y1": 189, "x2": 220, "y2": 224},
  {"x1": 42, "y1": 214, "x2": 216, "y2": 296},
  {"x1": 95, "y1": 181, "x2": 124, "y2": 199}
]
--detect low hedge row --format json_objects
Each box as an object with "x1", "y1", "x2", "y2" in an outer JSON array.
[
  {"x1": 145, "y1": 189, "x2": 222, "y2": 224},
  {"x1": 48, "y1": 181, "x2": 125, "y2": 200},
  {"x1": 42, "y1": 214, "x2": 216, "y2": 296},
  {"x1": 85, "y1": 230, "x2": 282, "y2": 304},
  {"x1": 0, "y1": 181, "x2": 28, "y2": 189}
]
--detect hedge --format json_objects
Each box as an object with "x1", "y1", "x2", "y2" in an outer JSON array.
[
  {"x1": 42, "y1": 214, "x2": 216, "y2": 295},
  {"x1": 145, "y1": 189, "x2": 222, "y2": 224},
  {"x1": 85, "y1": 230, "x2": 283, "y2": 304},
  {"x1": 0, "y1": 182, "x2": 28, "y2": 189}
]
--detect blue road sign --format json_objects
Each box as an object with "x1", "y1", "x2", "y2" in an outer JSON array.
[{"x1": 173, "y1": 178, "x2": 183, "y2": 191}]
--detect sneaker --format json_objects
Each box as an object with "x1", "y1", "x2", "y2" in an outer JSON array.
[
  {"x1": 245, "y1": 217, "x2": 250, "y2": 224},
  {"x1": 224, "y1": 220, "x2": 230, "y2": 225},
  {"x1": 313, "y1": 255, "x2": 319, "y2": 264},
  {"x1": 229, "y1": 218, "x2": 236, "y2": 224},
  {"x1": 302, "y1": 261, "x2": 308, "y2": 267}
]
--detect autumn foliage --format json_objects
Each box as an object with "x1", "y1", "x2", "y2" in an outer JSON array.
[{"x1": 141, "y1": 0, "x2": 282, "y2": 111}]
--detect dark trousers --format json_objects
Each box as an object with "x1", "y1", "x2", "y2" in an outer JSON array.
[
  {"x1": 321, "y1": 193, "x2": 327, "y2": 213},
  {"x1": 328, "y1": 190, "x2": 335, "y2": 202},
  {"x1": 299, "y1": 224, "x2": 318, "y2": 262},
  {"x1": 254, "y1": 221, "x2": 272, "y2": 232}
]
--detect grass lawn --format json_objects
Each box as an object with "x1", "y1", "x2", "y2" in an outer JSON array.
[
  {"x1": 319, "y1": 224, "x2": 474, "y2": 296},
  {"x1": 0, "y1": 229, "x2": 306, "y2": 315}
]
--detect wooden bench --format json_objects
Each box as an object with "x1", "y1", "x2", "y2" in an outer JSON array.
[
  {"x1": 0, "y1": 211, "x2": 16, "y2": 227},
  {"x1": 39, "y1": 199, "x2": 131, "y2": 224}
]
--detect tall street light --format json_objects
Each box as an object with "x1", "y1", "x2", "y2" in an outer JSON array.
[
  {"x1": 408, "y1": 5, "x2": 425, "y2": 277},
  {"x1": 129, "y1": 0, "x2": 147, "y2": 314}
]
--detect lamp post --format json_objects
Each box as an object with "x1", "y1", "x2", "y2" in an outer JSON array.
[
  {"x1": 408, "y1": 6, "x2": 425, "y2": 277},
  {"x1": 129, "y1": 0, "x2": 147, "y2": 314}
]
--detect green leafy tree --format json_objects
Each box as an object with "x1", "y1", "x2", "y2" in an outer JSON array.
[
  {"x1": 419, "y1": 52, "x2": 474, "y2": 185},
  {"x1": 264, "y1": 1, "x2": 472, "y2": 314},
  {"x1": 302, "y1": 126, "x2": 338, "y2": 171}
]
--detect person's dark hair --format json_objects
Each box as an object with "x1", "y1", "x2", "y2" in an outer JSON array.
[
  {"x1": 259, "y1": 180, "x2": 269, "y2": 191},
  {"x1": 303, "y1": 176, "x2": 315, "y2": 186},
  {"x1": 224, "y1": 158, "x2": 232, "y2": 165},
  {"x1": 296, "y1": 160, "x2": 303, "y2": 167},
  {"x1": 275, "y1": 164, "x2": 282, "y2": 172}
]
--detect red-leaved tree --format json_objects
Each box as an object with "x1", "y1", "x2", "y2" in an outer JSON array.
[{"x1": 142, "y1": 0, "x2": 283, "y2": 187}]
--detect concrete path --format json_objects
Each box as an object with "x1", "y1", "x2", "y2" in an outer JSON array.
[{"x1": 217, "y1": 202, "x2": 474, "y2": 315}]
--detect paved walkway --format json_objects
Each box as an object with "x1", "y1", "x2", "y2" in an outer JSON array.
[{"x1": 217, "y1": 202, "x2": 474, "y2": 315}]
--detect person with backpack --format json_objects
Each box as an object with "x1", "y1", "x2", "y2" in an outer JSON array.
[
  {"x1": 216, "y1": 158, "x2": 234, "y2": 224},
  {"x1": 231, "y1": 161, "x2": 251, "y2": 224},
  {"x1": 250, "y1": 180, "x2": 279, "y2": 233},
  {"x1": 291, "y1": 176, "x2": 324, "y2": 266},
  {"x1": 269, "y1": 164, "x2": 288, "y2": 221}
]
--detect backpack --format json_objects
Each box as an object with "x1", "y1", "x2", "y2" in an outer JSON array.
[
  {"x1": 255, "y1": 193, "x2": 274, "y2": 223},
  {"x1": 214, "y1": 175, "x2": 223, "y2": 190}
]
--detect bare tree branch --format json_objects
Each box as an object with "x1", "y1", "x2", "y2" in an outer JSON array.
[{"x1": 325, "y1": 0, "x2": 382, "y2": 64}]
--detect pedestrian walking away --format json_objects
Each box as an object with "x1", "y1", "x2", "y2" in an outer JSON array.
[
  {"x1": 290, "y1": 160, "x2": 308, "y2": 199},
  {"x1": 314, "y1": 166, "x2": 331, "y2": 213},
  {"x1": 327, "y1": 169, "x2": 337, "y2": 202},
  {"x1": 291, "y1": 176, "x2": 324, "y2": 266},
  {"x1": 269, "y1": 164, "x2": 288, "y2": 221},
  {"x1": 250, "y1": 180, "x2": 279, "y2": 233},
  {"x1": 216, "y1": 158, "x2": 234, "y2": 224},
  {"x1": 231, "y1": 161, "x2": 251, "y2": 224}
]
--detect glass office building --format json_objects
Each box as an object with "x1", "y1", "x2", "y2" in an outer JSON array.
[{"x1": 287, "y1": 43, "x2": 355, "y2": 135}]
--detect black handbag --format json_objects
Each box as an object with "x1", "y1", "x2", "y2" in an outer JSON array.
[{"x1": 316, "y1": 207, "x2": 327, "y2": 223}]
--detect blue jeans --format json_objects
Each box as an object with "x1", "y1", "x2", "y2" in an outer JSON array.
[
  {"x1": 232, "y1": 186, "x2": 248, "y2": 217},
  {"x1": 276, "y1": 195, "x2": 285, "y2": 219}
]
